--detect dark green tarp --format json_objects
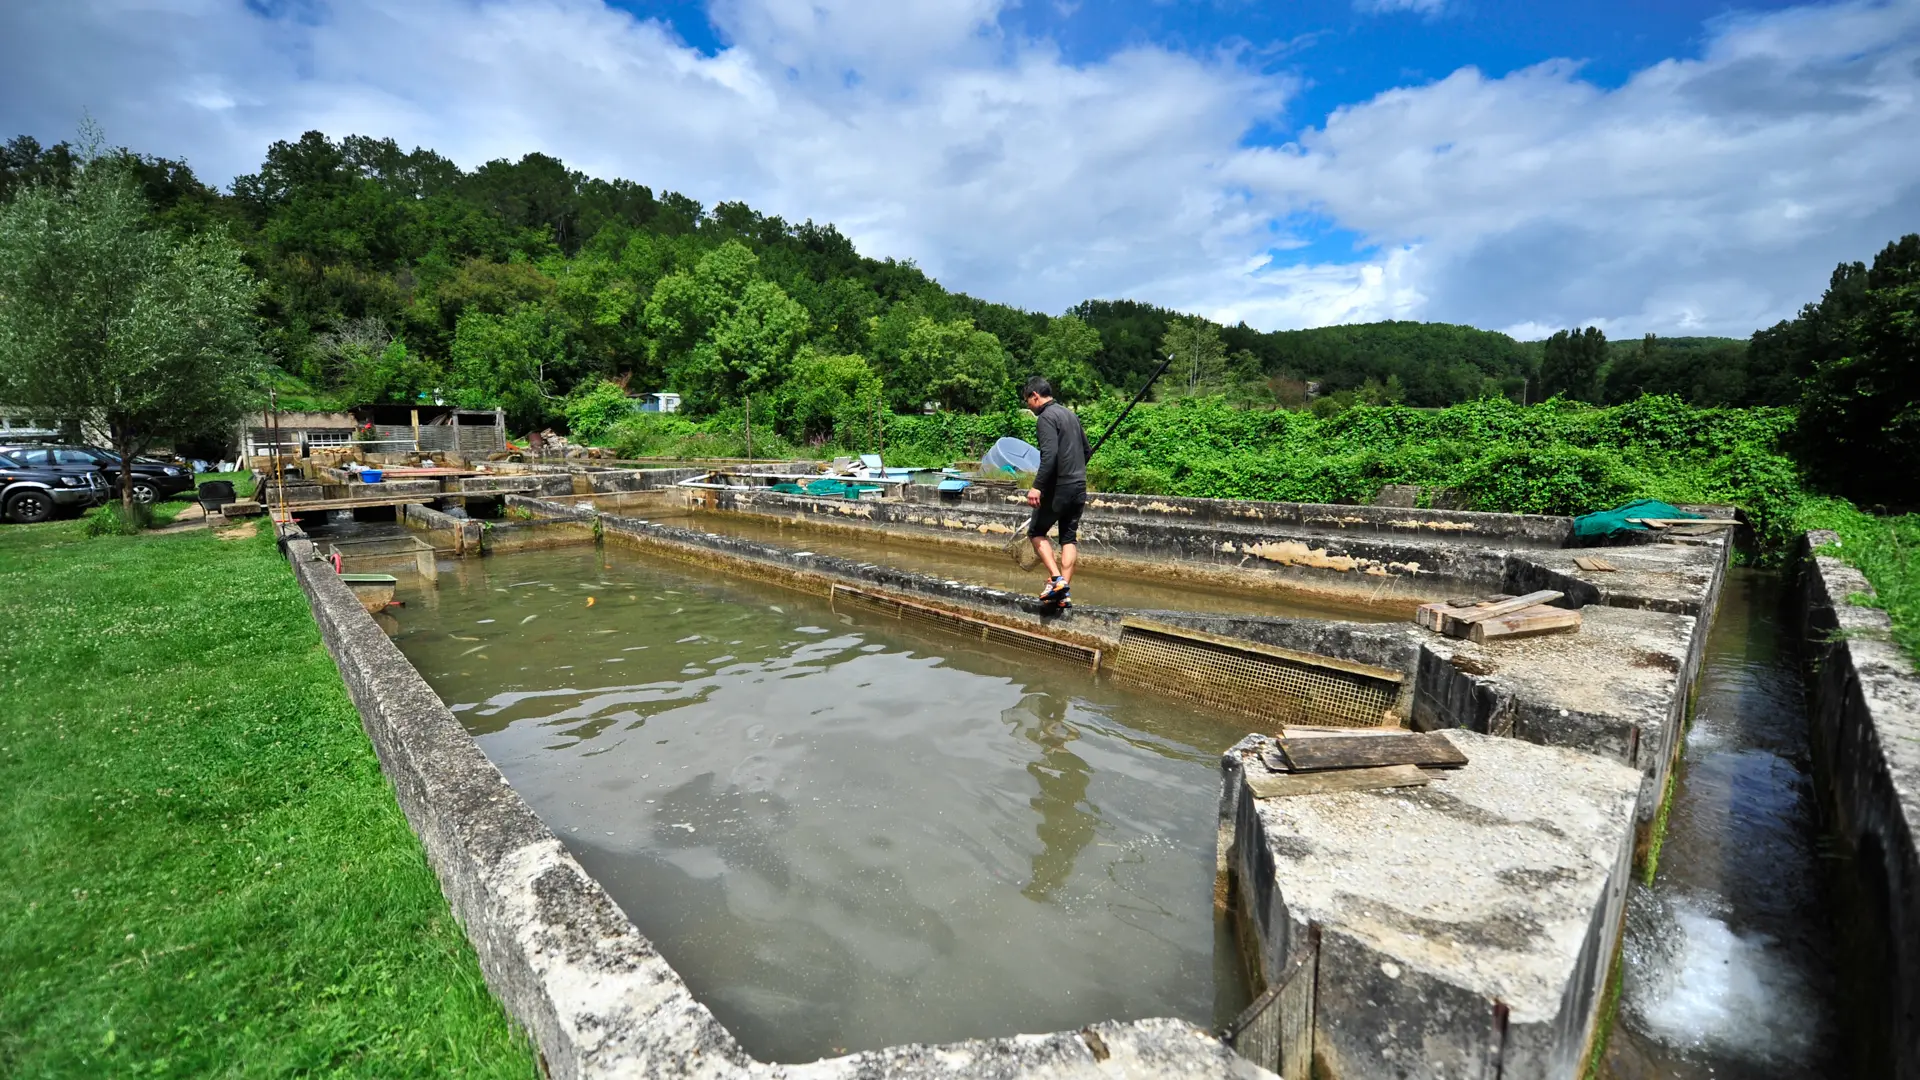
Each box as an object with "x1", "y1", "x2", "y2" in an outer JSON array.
[{"x1": 1572, "y1": 499, "x2": 1701, "y2": 539}]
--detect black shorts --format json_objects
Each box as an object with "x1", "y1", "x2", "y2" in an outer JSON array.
[{"x1": 1028, "y1": 490, "x2": 1086, "y2": 546}]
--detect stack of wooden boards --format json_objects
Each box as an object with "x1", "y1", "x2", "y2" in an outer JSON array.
[
  {"x1": 1415, "y1": 589, "x2": 1581, "y2": 643},
  {"x1": 1247, "y1": 728, "x2": 1469, "y2": 798}
]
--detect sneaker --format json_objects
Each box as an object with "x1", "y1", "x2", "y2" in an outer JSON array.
[{"x1": 1039, "y1": 577, "x2": 1070, "y2": 606}]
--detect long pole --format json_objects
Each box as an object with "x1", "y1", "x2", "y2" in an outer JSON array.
[
  {"x1": 269, "y1": 387, "x2": 287, "y2": 522},
  {"x1": 1088, "y1": 351, "x2": 1177, "y2": 461}
]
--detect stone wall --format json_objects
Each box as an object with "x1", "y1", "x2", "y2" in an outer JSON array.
[{"x1": 1798, "y1": 531, "x2": 1920, "y2": 1077}]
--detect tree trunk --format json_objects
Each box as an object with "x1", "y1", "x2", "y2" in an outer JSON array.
[{"x1": 111, "y1": 423, "x2": 138, "y2": 521}]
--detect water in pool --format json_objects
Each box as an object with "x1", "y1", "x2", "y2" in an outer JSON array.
[{"x1": 392, "y1": 546, "x2": 1250, "y2": 1062}]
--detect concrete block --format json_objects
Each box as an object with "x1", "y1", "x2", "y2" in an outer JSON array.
[{"x1": 1224, "y1": 729, "x2": 1643, "y2": 1080}]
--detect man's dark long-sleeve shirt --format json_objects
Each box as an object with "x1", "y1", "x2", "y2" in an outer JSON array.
[{"x1": 1033, "y1": 402, "x2": 1091, "y2": 499}]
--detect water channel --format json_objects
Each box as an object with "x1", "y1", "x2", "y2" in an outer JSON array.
[
  {"x1": 1607, "y1": 569, "x2": 1843, "y2": 1078},
  {"x1": 390, "y1": 545, "x2": 1253, "y2": 1062}
]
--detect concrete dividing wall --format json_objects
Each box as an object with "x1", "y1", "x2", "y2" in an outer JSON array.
[
  {"x1": 401, "y1": 502, "x2": 482, "y2": 555},
  {"x1": 1799, "y1": 531, "x2": 1920, "y2": 1077},
  {"x1": 278, "y1": 523, "x2": 1263, "y2": 1079}
]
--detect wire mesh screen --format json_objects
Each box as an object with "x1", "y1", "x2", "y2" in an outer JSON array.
[
  {"x1": 831, "y1": 586, "x2": 1101, "y2": 670},
  {"x1": 1112, "y1": 621, "x2": 1399, "y2": 729}
]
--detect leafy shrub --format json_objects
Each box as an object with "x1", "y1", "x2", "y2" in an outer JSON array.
[
  {"x1": 84, "y1": 501, "x2": 153, "y2": 536},
  {"x1": 1451, "y1": 445, "x2": 1638, "y2": 516},
  {"x1": 562, "y1": 379, "x2": 636, "y2": 443}
]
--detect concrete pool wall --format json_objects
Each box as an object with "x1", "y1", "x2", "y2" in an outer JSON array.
[
  {"x1": 277, "y1": 524, "x2": 1263, "y2": 1080},
  {"x1": 1798, "y1": 530, "x2": 1920, "y2": 1078},
  {"x1": 293, "y1": 483, "x2": 1742, "y2": 1079}
]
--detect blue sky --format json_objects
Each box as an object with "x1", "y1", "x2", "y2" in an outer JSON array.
[{"x1": 3, "y1": 0, "x2": 1916, "y2": 337}]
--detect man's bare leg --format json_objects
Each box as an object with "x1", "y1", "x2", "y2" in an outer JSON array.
[
  {"x1": 1032, "y1": 535, "x2": 1062, "y2": 581},
  {"x1": 1059, "y1": 542, "x2": 1077, "y2": 585}
]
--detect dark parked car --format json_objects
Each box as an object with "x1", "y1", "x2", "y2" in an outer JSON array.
[
  {"x1": 0, "y1": 449, "x2": 108, "y2": 523},
  {"x1": 0, "y1": 445, "x2": 193, "y2": 503}
]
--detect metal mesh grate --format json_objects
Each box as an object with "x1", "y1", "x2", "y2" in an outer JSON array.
[
  {"x1": 1112, "y1": 620, "x2": 1399, "y2": 729},
  {"x1": 831, "y1": 585, "x2": 1100, "y2": 670}
]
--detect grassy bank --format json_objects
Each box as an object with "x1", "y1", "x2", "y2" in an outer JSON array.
[
  {"x1": 1797, "y1": 499, "x2": 1920, "y2": 667},
  {"x1": 0, "y1": 518, "x2": 534, "y2": 1077}
]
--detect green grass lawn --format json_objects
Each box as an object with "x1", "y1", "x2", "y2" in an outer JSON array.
[
  {"x1": 0, "y1": 517, "x2": 535, "y2": 1078},
  {"x1": 1797, "y1": 499, "x2": 1920, "y2": 668}
]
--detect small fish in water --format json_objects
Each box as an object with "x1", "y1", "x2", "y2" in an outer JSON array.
[
  {"x1": 508, "y1": 581, "x2": 539, "y2": 588},
  {"x1": 586, "y1": 596, "x2": 596, "y2": 607},
  {"x1": 769, "y1": 605, "x2": 784, "y2": 614},
  {"x1": 457, "y1": 644, "x2": 487, "y2": 657},
  {"x1": 451, "y1": 634, "x2": 479, "y2": 642},
  {"x1": 591, "y1": 629, "x2": 617, "y2": 635},
  {"x1": 477, "y1": 619, "x2": 495, "y2": 625},
  {"x1": 521, "y1": 614, "x2": 538, "y2": 625}
]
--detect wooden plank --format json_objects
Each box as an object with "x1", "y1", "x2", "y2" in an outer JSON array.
[
  {"x1": 1246, "y1": 764, "x2": 1429, "y2": 799},
  {"x1": 1275, "y1": 731, "x2": 1468, "y2": 772},
  {"x1": 1120, "y1": 617, "x2": 1405, "y2": 684},
  {"x1": 1470, "y1": 604, "x2": 1582, "y2": 643},
  {"x1": 1446, "y1": 593, "x2": 1509, "y2": 608},
  {"x1": 1573, "y1": 555, "x2": 1618, "y2": 572},
  {"x1": 1452, "y1": 589, "x2": 1564, "y2": 625}
]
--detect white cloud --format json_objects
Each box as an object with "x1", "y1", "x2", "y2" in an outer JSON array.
[
  {"x1": 1, "y1": 0, "x2": 1917, "y2": 338},
  {"x1": 1354, "y1": 0, "x2": 1446, "y2": 15}
]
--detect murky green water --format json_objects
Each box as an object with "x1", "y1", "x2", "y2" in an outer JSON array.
[
  {"x1": 643, "y1": 508, "x2": 1408, "y2": 621},
  {"x1": 392, "y1": 546, "x2": 1250, "y2": 1062}
]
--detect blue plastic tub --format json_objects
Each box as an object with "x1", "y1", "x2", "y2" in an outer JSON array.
[{"x1": 359, "y1": 468, "x2": 384, "y2": 483}]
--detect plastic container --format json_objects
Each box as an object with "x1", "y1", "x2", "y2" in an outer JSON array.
[
  {"x1": 981, "y1": 437, "x2": 1040, "y2": 475},
  {"x1": 359, "y1": 468, "x2": 384, "y2": 484}
]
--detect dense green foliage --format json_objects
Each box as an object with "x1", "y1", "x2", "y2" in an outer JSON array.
[
  {"x1": 0, "y1": 518, "x2": 534, "y2": 1077},
  {"x1": 0, "y1": 129, "x2": 1801, "y2": 439}
]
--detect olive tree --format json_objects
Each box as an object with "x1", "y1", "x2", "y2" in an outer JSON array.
[{"x1": 0, "y1": 143, "x2": 261, "y2": 517}]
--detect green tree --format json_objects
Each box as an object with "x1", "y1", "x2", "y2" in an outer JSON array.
[
  {"x1": 1029, "y1": 315, "x2": 1103, "y2": 403},
  {"x1": 903, "y1": 317, "x2": 1008, "y2": 412},
  {"x1": 1159, "y1": 318, "x2": 1227, "y2": 396},
  {"x1": 0, "y1": 140, "x2": 262, "y2": 516},
  {"x1": 1799, "y1": 234, "x2": 1920, "y2": 500},
  {"x1": 1539, "y1": 326, "x2": 1607, "y2": 402},
  {"x1": 779, "y1": 351, "x2": 884, "y2": 445},
  {"x1": 643, "y1": 241, "x2": 809, "y2": 411},
  {"x1": 447, "y1": 304, "x2": 565, "y2": 431}
]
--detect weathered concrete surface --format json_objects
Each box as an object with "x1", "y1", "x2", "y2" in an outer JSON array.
[
  {"x1": 1504, "y1": 542, "x2": 1728, "y2": 617},
  {"x1": 401, "y1": 501, "x2": 483, "y2": 555},
  {"x1": 1412, "y1": 605, "x2": 1694, "y2": 831},
  {"x1": 1799, "y1": 531, "x2": 1920, "y2": 1077},
  {"x1": 900, "y1": 483, "x2": 1574, "y2": 548},
  {"x1": 693, "y1": 488, "x2": 1493, "y2": 603},
  {"x1": 1222, "y1": 730, "x2": 1643, "y2": 1080},
  {"x1": 280, "y1": 523, "x2": 1266, "y2": 1079},
  {"x1": 457, "y1": 473, "x2": 575, "y2": 498}
]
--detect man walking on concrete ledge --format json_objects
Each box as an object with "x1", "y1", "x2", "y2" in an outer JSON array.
[{"x1": 1022, "y1": 376, "x2": 1091, "y2": 609}]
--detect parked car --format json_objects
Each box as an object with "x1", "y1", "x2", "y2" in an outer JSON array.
[
  {"x1": 0, "y1": 445, "x2": 193, "y2": 503},
  {"x1": 0, "y1": 449, "x2": 108, "y2": 523}
]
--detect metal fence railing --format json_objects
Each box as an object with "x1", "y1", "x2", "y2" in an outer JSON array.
[{"x1": 1223, "y1": 925, "x2": 1318, "y2": 1079}]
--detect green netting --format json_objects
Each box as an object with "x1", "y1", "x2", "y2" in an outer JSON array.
[
  {"x1": 768, "y1": 478, "x2": 884, "y2": 499},
  {"x1": 1572, "y1": 498, "x2": 1701, "y2": 539}
]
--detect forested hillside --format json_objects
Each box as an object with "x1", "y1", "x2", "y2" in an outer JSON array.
[
  {"x1": 0, "y1": 130, "x2": 1796, "y2": 434},
  {"x1": 1, "y1": 130, "x2": 1908, "y2": 500}
]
